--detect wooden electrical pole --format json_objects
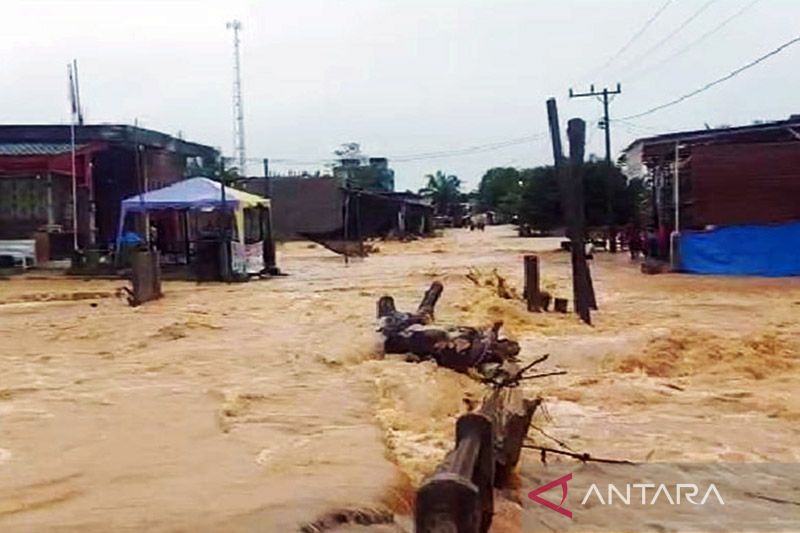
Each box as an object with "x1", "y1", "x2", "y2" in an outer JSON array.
[
  {"x1": 546, "y1": 99, "x2": 597, "y2": 320},
  {"x1": 566, "y1": 119, "x2": 593, "y2": 325},
  {"x1": 569, "y1": 83, "x2": 622, "y2": 253}
]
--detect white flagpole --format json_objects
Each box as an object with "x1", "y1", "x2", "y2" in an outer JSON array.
[{"x1": 68, "y1": 62, "x2": 79, "y2": 252}]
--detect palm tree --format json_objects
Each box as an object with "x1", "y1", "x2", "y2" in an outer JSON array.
[{"x1": 420, "y1": 170, "x2": 462, "y2": 216}]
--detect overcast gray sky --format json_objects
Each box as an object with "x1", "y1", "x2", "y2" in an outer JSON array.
[{"x1": 3, "y1": 0, "x2": 799, "y2": 191}]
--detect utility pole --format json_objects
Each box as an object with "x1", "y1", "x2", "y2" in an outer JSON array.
[
  {"x1": 546, "y1": 98, "x2": 596, "y2": 322},
  {"x1": 566, "y1": 118, "x2": 592, "y2": 325},
  {"x1": 569, "y1": 83, "x2": 622, "y2": 252},
  {"x1": 670, "y1": 141, "x2": 683, "y2": 270},
  {"x1": 72, "y1": 59, "x2": 84, "y2": 125},
  {"x1": 67, "y1": 62, "x2": 79, "y2": 252},
  {"x1": 226, "y1": 20, "x2": 247, "y2": 176}
]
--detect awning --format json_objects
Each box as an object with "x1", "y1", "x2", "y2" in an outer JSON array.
[
  {"x1": 116, "y1": 177, "x2": 269, "y2": 250},
  {"x1": 120, "y1": 177, "x2": 269, "y2": 211}
]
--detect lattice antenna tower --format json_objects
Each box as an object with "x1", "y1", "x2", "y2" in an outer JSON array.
[{"x1": 226, "y1": 20, "x2": 246, "y2": 175}]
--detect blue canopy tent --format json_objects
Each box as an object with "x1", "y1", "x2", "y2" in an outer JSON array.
[{"x1": 116, "y1": 177, "x2": 274, "y2": 275}]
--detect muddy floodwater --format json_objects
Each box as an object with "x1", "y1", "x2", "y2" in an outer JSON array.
[{"x1": 1, "y1": 226, "x2": 799, "y2": 532}]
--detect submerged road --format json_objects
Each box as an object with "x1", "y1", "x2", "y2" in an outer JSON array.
[{"x1": 1, "y1": 226, "x2": 798, "y2": 531}]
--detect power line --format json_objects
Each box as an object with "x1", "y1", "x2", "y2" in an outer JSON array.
[
  {"x1": 620, "y1": 34, "x2": 800, "y2": 120},
  {"x1": 390, "y1": 134, "x2": 546, "y2": 162},
  {"x1": 617, "y1": 0, "x2": 718, "y2": 73},
  {"x1": 627, "y1": 0, "x2": 762, "y2": 83},
  {"x1": 251, "y1": 133, "x2": 548, "y2": 166},
  {"x1": 612, "y1": 118, "x2": 666, "y2": 135},
  {"x1": 597, "y1": 0, "x2": 674, "y2": 73},
  {"x1": 614, "y1": 119, "x2": 660, "y2": 132}
]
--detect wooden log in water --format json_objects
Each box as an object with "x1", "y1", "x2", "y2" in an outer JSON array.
[
  {"x1": 416, "y1": 394, "x2": 497, "y2": 533},
  {"x1": 494, "y1": 398, "x2": 541, "y2": 487},
  {"x1": 379, "y1": 283, "x2": 520, "y2": 373},
  {"x1": 417, "y1": 388, "x2": 541, "y2": 532},
  {"x1": 417, "y1": 281, "x2": 443, "y2": 320},
  {"x1": 384, "y1": 323, "x2": 520, "y2": 373}
]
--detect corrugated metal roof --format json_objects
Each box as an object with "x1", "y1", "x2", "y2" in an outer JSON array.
[
  {"x1": 0, "y1": 125, "x2": 219, "y2": 159},
  {"x1": 622, "y1": 116, "x2": 800, "y2": 155},
  {"x1": 0, "y1": 143, "x2": 87, "y2": 156}
]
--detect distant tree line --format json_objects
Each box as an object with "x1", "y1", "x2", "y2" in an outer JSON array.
[{"x1": 476, "y1": 162, "x2": 648, "y2": 232}]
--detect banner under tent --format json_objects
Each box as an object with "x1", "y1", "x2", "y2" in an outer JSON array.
[{"x1": 116, "y1": 177, "x2": 276, "y2": 279}]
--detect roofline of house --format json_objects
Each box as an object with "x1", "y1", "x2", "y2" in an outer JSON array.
[
  {"x1": 620, "y1": 116, "x2": 800, "y2": 155},
  {"x1": 0, "y1": 124, "x2": 219, "y2": 159}
]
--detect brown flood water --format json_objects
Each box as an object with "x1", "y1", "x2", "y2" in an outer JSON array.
[{"x1": 1, "y1": 225, "x2": 799, "y2": 532}]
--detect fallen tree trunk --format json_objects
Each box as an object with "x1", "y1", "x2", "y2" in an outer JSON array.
[
  {"x1": 376, "y1": 282, "x2": 559, "y2": 533},
  {"x1": 416, "y1": 388, "x2": 542, "y2": 533},
  {"x1": 378, "y1": 282, "x2": 520, "y2": 373}
]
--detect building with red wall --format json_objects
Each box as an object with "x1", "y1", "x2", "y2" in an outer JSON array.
[
  {"x1": 0, "y1": 125, "x2": 218, "y2": 258},
  {"x1": 621, "y1": 116, "x2": 800, "y2": 275}
]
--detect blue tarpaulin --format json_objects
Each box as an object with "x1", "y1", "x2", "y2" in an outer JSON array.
[{"x1": 680, "y1": 221, "x2": 800, "y2": 277}]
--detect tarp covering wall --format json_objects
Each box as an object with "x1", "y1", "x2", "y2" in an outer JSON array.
[{"x1": 680, "y1": 221, "x2": 800, "y2": 277}]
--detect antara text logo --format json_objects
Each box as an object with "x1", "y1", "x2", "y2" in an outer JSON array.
[{"x1": 527, "y1": 472, "x2": 725, "y2": 519}]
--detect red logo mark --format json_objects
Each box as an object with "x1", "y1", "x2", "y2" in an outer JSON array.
[{"x1": 527, "y1": 472, "x2": 573, "y2": 519}]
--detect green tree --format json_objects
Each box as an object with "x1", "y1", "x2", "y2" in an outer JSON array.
[
  {"x1": 496, "y1": 161, "x2": 648, "y2": 234},
  {"x1": 419, "y1": 170, "x2": 462, "y2": 216},
  {"x1": 517, "y1": 166, "x2": 562, "y2": 232},
  {"x1": 477, "y1": 167, "x2": 522, "y2": 213}
]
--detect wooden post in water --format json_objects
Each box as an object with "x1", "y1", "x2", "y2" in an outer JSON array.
[
  {"x1": 566, "y1": 119, "x2": 593, "y2": 325},
  {"x1": 416, "y1": 410, "x2": 493, "y2": 533},
  {"x1": 547, "y1": 99, "x2": 597, "y2": 316},
  {"x1": 127, "y1": 249, "x2": 162, "y2": 306},
  {"x1": 523, "y1": 255, "x2": 540, "y2": 312},
  {"x1": 494, "y1": 398, "x2": 541, "y2": 487}
]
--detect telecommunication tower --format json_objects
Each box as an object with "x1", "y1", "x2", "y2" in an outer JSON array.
[{"x1": 226, "y1": 20, "x2": 246, "y2": 175}]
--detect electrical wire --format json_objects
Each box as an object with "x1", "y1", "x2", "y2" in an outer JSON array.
[
  {"x1": 612, "y1": 118, "x2": 664, "y2": 134},
  {"x1": 627, "y1": 0, "x2": 762, "y2": 83},
  {"x1": 619, "y1": 34, "x2": 800, "y2": 120},
  {"x1": 617, "y1": 0, "x2": 718, "y2": 73},
  {"x1": 390, "y1": 134, "x2": 546, "y2": 162},
  {"x1": 251, "y1": 133, "x2": 548, "y2": 167},
  {"x1": 597, "y1": 0, "x2": 674, "y2": 73},
  {"x1": 571, "y1": 0, "x2": 673, "y2": 86}
]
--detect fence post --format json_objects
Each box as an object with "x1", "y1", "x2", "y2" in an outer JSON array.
[
  {"x1": 524, "y1": 255, "x2": 540, "y2": 312},
  {"x1": 495, "y1": 398, "x2": 541, "y2": 487},
  {"x1": 128, "y1": 249, "x2": 162, "y2": 306},
  {"x1": 416, "y1": 411, "x2": 494, "y2": 533}
]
